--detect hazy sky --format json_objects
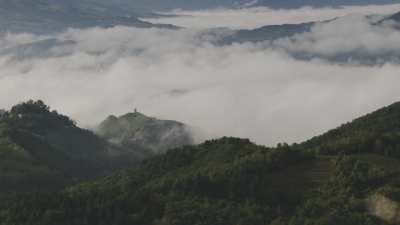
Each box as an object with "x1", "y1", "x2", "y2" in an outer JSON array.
[{"x1": 1, "y1": 6, "x2": 400, "y2": 146}]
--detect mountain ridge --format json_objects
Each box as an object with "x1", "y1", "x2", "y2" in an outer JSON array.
[{"x1": 2, "y1": 100, "x2": 400, "y2": 224}]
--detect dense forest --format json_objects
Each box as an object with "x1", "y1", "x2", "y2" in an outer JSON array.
[
  {"x1": 0, "y1": 100, "x2": 140, "y2": 192},
  {"x1": 302, "y1": 102, "x2": 400, "y2": 157},
  {"x1": 1, "y1": 100, "x2": 400, "y2": 224}
]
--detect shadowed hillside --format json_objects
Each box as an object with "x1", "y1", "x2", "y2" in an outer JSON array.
[
  {"x1": 2, "y1": 101, "x2": 400, "y2": 224},
  {"x1": 0, "y1": 100, "x2": 140, "y2": 192}
]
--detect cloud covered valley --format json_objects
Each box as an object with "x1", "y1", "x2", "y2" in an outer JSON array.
[{"x1": 1, "y1": 6, "x2": 400, "y2": 146}]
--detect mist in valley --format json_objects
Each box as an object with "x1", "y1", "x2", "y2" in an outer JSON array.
[{"x1": 1, "y1": 5, "x2": 400, "y2": 146}]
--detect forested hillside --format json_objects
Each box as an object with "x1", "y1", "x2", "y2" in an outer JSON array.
[
  {"x1": 302, "y1": 102, "x2": 400, "y2": 157},
  {"x1": 0, "y1": 100, "x2": 140, "y2": 192},
  {"x1": 2, "y1": 101, "x2": 400, "y2": 225}
]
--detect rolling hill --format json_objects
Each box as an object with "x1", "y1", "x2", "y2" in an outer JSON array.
[
  {"x1": 0, "y1": 100, "x2": 140, "y2": 192},
  {"x1": 2, "y1": 101, "x2": 400, "y2": 224}
]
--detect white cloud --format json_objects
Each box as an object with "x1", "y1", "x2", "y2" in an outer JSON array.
[
  {"x1": 274, "y1": 15, "x2": 400, "y2": 59},
  {"x1": 2, "y1": 11, "x2": 400, "y2": 146},
  {"x1": 141, "y1": 4, "x2": 400, "y2": 29}
]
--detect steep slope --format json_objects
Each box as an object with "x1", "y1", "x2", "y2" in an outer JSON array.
[
  {"x1": 96, "y1": 110, "x2": 194, "y2": 158},
  {"x1": 302, "y1": 101, "x2": 400, "y2": 157},
  {"x1": 0, "y1": 100, "x2": 139, "y2": 192}
]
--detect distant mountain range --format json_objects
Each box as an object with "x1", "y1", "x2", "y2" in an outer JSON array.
[
  {"x1": 221, "y1": 22, "x2": 314, "y2": 44},
  {"x1": 94, "y1": 0, "x2": 396, "y2": 11},
  {"x1": 0, "y1": 0, "x2": 396, "y2": 34},
  {"x1": 1, "y1": 0, "x2": 399, "y2": 65},
  {"x1": 220, "y1": 12, "x2": 400, "y2": 65},
  {"x1": 253, "y1": 0, "x2": 396, "y2": 9},
  {"x1": 0, "y1": 0, "x2": 174, "y2": 33},
  {"x1": 223, "y1": 10, "x2": 400, "y2": 44}
]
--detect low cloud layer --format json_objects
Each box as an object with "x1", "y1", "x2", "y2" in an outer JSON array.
[
  {"x1": 142, "y1": 4, "x2": 400, "y2": 29},
  {"x1": 271, "y1": 15, "x2": 400, "y2": 64},
  {"x1": 1, "y1": 11, "x2": 400, "y2": 146}
]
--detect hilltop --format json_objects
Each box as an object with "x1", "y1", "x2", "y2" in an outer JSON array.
[
  {"x1": 0, "y1": 100, "x2": 196, "y2": 193},
  {"x1": 96, "y1": 110, "x2": 194, "y2": 159}
]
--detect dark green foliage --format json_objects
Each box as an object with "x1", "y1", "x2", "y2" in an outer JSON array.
[
  {"x1": 2, "y1": 143, "x2": 398, "y2": 225},
  {"x1": 289, "y1": 156, "x2": 394, "y2": 225},
  {"x1": 0, "y1": 100, "x2": 139, "y2": 192},
  {"x1": 0, "y1": 137, "x2": 317, "y2": 225},
  {"x1": 302, "y1": 102, "x2": 400, "y2": 157},
  {"x1": 2, "y1": 101, "x2": 400, "y2": 225}
]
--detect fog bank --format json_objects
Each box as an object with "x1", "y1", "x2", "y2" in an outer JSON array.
[{"x1": 1, "y1": 10, "x2": 400, "y2": 145}]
